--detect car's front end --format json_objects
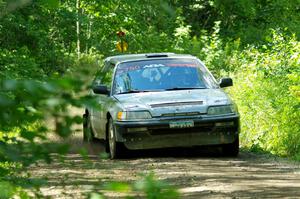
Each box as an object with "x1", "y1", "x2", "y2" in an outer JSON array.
[{"x1": 113, "y1": 89, "x2": 239, "y2": 150}]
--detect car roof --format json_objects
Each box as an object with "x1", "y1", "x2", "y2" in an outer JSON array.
[{"x1": 105, "y1": 53, "x2": 196, "y2": 65}]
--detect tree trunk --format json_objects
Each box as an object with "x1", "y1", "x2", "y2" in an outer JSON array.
[
  {"x1": 86, "y1": 17, "x2": 92, "y2": 54},
  {"x1": 76, "y1": 0, "x2": 81, "y2": 60}
]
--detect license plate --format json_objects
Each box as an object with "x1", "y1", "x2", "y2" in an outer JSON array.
[{"x1": 169, "y1": 120, "x2": 194, "y2": 128}]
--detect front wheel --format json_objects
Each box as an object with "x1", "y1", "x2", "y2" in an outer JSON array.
[
  {"x1": 222, "y1": 137, "x2": 239, "y2": 157},
  {"x1": 108, "y1": 118, "x2": 123, "y2": 159}
]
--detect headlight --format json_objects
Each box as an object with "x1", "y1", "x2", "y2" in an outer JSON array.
[
  {"x1": 117, "y1": 111, "x2": 152, "y2": 121},
  {"x1": 207, "y1": 105, "x2": 237, "y2": 115}
]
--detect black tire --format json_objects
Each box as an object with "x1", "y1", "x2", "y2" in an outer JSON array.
[
  {"x1": 222, "y1": 137, "x2": 239, "y2": 157},
  {"x1": 83, "y1": 113, "x2": 95, "y2": 142},
  {"x1": 108, "y1": 118, "x2": 124, "y2": 159}
]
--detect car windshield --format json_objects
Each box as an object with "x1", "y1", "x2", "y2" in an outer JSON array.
[{"x1": 112, "y1": 58, "x2": 218, "y2": 95}]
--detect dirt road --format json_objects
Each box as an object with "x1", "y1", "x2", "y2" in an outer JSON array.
[{"x1": 30, "y1": 133, "x2": 300, "y2": 199}]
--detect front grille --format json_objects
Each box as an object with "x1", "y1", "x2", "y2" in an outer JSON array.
[
  {"x1": 150, "y1": 101, "x2": 203, "y2": 108},
  {"x1": 148, "y1": 123, "x2": 214, "y2": 135},
  {"x1": 161, "y1": 112, "x2": 200, "y2": 117}
]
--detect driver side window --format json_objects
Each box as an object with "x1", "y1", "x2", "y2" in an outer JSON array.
[{"x1": 94, "y1": 62, "x2": 115, "y2": 89}]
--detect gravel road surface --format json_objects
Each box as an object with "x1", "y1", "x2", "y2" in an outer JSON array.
[{"x1": 30, "y1": 135, "x2": 300, "y2": 199}]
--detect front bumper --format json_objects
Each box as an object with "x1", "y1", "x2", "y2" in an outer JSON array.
[{"x1": 114, "y1": 114, "x2": 240, "y2": 150}]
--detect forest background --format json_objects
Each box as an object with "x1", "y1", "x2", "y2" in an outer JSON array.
[{"x1": 0, "y1": 0, "x2": 299, "y2": 198}]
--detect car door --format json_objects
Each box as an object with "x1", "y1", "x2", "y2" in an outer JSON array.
[{"x1": 90, "y1": 61, "x2": 115, "y2": 139}]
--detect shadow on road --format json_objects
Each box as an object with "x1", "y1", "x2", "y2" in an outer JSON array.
[
  {"x1": 32, "y1": 131, "x2": 300, "y2": 198},
  {"x1": 64, "y1": 134, "x2": 228, "y2": 159}
]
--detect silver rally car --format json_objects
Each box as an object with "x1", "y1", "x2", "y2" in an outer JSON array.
[{"x1": 83, "y1": 53, "x2": 240, "y2": 158}]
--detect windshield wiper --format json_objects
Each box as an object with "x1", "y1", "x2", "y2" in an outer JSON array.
[
  {"x1": 165, "y1": 87, "x2": 206, "y2": 91},
  {"x1": 117, "y1": 89, "x2": 151, "y2": 94}
]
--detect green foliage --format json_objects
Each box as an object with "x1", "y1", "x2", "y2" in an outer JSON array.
[
  {"x1": 0, "y1": 75, "x2": 98, "y2": 197},
  {"x1": 133, "y1": 173, "x2": 179, "y2": 199},
  {"x1": 226, "y1": 30, "x2": 300, "y2": 157},
  {"x1": 0, "y1": 181, "x2": 15, "y2": 199},
  {"x1": 91, "y1": 173, "x2": 179, "y2": 199},
  {"x1": 176, "y1": 0, "x2": 300, "y2": 43},
  {"x1": 0, "y1": 48, "x2": 42, "y2": 79}
]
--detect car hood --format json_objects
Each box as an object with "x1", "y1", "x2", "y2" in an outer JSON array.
[{"x1": 114, "y1": 89, "x2": 232, "y2": 117}]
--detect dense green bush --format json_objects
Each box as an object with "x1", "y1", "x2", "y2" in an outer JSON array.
[
  {"x1": 226, "y1": 31, "x2": 300, "y2": 158},
  {"x1": 0, "y1": 48, "x2": 42, "y2": 79},
  {"x1": 176, "y1": 0, "x2": 300, "y2": 44}
]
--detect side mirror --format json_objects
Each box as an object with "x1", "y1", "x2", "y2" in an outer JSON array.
[
  {"x1": 219, "y1": 78, "x2": 233, "y2": 88},
  {"x1": 93, "y1": 85, "x2": 110, "y2": 95}
]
